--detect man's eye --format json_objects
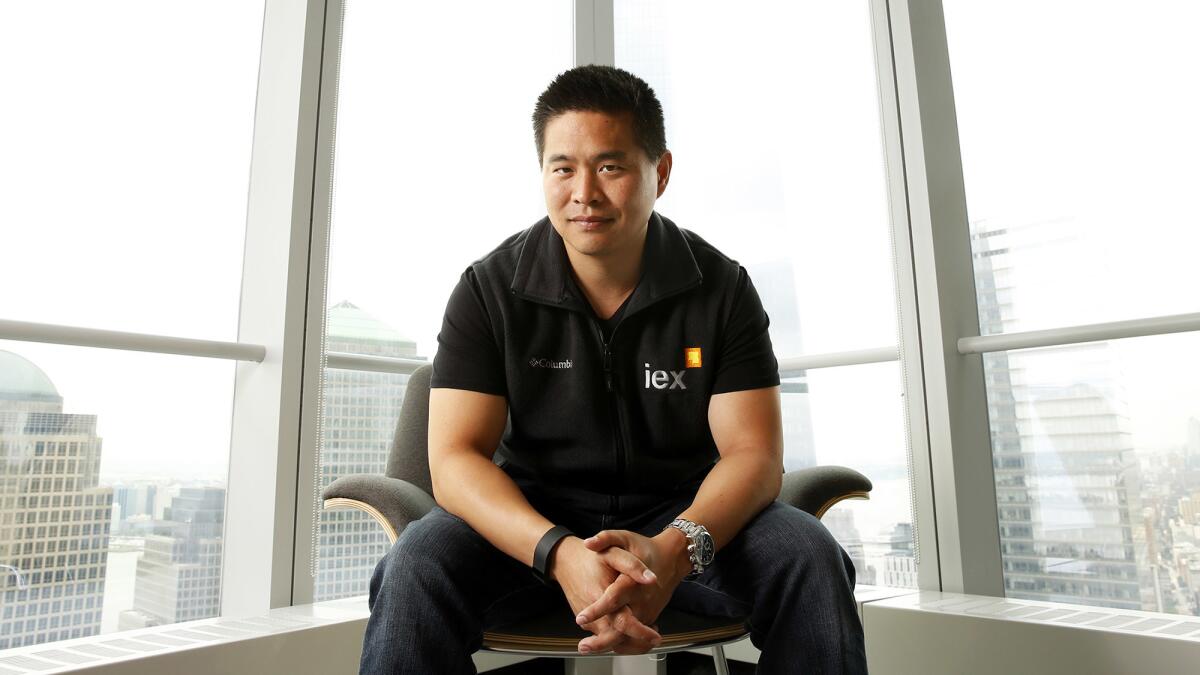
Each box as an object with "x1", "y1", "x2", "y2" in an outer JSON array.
[
  {"x1": 599, "y1": 164, "x2": 621, "y2": 173},
  {"x1": 552, "y1": 167, "x2": 572, "y2": 175}
]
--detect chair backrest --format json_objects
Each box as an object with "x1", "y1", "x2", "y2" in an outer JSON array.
[{"x1": 385, "y1": 365, "x2": 435, "y2": 497}]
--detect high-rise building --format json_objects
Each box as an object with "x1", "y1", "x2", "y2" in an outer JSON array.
[
  {"x1": 112, "y1": 483, "x2": 158, "y2": 532},
  {"x1": 1187, "y1": 417, "x2": 1200, "y2": 470},
  {"x1": 0, "y1": 350, "x2": 113, "y2": 648},
  {"x1": 883, "y1": 523, "x2": 917, "y2": 588},
  {"x1": 822, "y1": 507, "x2": 876, "y2": 586},
  {"x1": 972, "y1": 222, "x2": 1154, "y2": 611},
  {"x1": 118, "y1": 486, "x2": 225, "y2": 629},
  {"x1": 315, "y1": 301, "x2": 424, "y2": 601}
]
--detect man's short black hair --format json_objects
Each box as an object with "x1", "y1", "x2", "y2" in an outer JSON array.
[{"x1": 532, "y1": 65, "x2": 667, "y2": 165}]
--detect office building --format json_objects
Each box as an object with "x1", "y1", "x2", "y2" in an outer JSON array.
[
  {"x1": 314, "y1": 301, "x2": 424, "y2": 601},
  {"x1": 972, "y1": 222, "x2": 1155, "y2": 610},
  {"x1": 0, "y1": 350, "x2": 113, "y2": 648},
  {"x1": 118, "y1": 487, "x2": 225, "y2": 629},
  {"x1": 111, "y1": 483, "x2": 158, "y2": 534}
]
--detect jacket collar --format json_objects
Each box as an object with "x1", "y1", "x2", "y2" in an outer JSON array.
[{"x1": 510, "y1": 212, "x2": 703, "y2": 316}]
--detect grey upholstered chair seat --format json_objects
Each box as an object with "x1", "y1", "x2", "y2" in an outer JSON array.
[{"x1": 322, "y1": 364, "x2": 871, "y2": 666}]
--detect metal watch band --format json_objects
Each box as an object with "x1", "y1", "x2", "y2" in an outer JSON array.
[
  {"x1": 531, "y1": 525, "x2": 574, "y2": 585},
  {"x1": 665, "y1": 518, "x2": 710, "y2": 578}
]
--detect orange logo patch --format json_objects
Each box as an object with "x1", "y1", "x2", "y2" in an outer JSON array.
[{"x1": 685, "y1": 347, "x2": 702, "y2": 368}]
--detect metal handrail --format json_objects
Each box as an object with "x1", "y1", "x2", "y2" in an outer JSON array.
[
  {"x1": 325, "y1": 352, "x2": 428, "y2": 375},
  {"x1": 958, "y1": 312, "x2": 1200, "y2": 355},
  {"x1": 0, "y1": 318, "x2": 265, "y2": 362}
]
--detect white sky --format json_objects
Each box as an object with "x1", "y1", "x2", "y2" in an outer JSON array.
[{"x1": 1, "y1": 0, "x2": 1197, "y2": 521}]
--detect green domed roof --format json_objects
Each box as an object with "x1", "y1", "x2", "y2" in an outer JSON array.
[
  {"x1": 0, "y1": 350, "x2": 62, "y2": 403},
  {"x1": 327, "y1": 301, "x2": 417, "y2": 352}
]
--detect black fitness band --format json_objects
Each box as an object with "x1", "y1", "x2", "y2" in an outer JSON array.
[{"x1": 532, "y1": 525, "x2": 575, "y2": 585}]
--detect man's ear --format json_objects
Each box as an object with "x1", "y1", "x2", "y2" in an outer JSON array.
[{"x1": 655, "y1": 150, "x2": 673, "y2": 198}]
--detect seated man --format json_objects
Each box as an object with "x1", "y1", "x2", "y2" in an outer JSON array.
[{"x1": 359, "y1": 65, "x2": 866, "y2": 674}]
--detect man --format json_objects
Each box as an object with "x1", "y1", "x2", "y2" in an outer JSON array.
[{"x1": 359, "y1": 65, "x2": 866, "y2": 674}]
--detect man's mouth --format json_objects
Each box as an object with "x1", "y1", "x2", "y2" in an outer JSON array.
[{"x1": 571, "y1": 216, "x2": 614, "y2": 230}]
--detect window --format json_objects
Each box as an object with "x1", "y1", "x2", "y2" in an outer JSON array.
[
  {"x1": 0, "y1": 1, "x2": 262, "y2": 647},
  {"x1": 945, "y1": 0, "x2": 1200, "y2": 616}
]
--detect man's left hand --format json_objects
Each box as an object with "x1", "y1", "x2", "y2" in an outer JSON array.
[{"x1": 573, "y1": 529, "x2": 690, "y2": 653}]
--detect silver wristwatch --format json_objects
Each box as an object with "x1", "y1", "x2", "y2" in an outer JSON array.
[{"x1": 665, "y1": 518, "x2": 715, "y2": 579}]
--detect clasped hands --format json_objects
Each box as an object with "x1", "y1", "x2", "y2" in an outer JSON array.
[{"x1": 549, "y1": 528, "x2": 689, "y2": 655}]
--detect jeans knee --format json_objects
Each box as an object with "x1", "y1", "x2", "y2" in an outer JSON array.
[
  {"x1": 764, "y1": 505, "x2": 853, "y2": 581},
  {"x1": 378, "y1": 508, "x2": 482, "y2": 587}
]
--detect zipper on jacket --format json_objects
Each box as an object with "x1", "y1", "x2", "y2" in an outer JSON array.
[
  {"x1": 590, "y1": 319, "x2": 627, "y2": 492},
  {"x1": 532, "y1": 278, "x2": 700, "y2": 501},
  {"x1": 602, "y1": 342, "x2": 613, "y2": 392}
]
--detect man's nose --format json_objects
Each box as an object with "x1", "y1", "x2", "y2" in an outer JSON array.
[{"x1": 572, "y1": 171, "x2": 602, "y2": 205}]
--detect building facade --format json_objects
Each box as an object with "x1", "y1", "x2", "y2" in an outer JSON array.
[
  {"x1": 972, "y1": 222, "x2": 1154, "y2": 610},
  {"x1": 0, "y1": 350, "x2": 113, "y2": 648},
  {"x1": 315, "y1": 301, "x2": 423, "y2": 601},
  {"x1": 118, "y1": 487, "x2": 225, "y2": 629}
]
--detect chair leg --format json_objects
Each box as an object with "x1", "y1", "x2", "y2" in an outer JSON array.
[
  {"x1": 566, "y1": 656, "x2": 614, "y2": 674},
  {"x1": 712, "y1": 645, "x2": 731, "y2": 675}
]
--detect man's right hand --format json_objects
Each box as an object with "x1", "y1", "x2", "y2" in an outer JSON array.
[{"x1": 549, "y1": 537, "x2": 663, "y2": 655}]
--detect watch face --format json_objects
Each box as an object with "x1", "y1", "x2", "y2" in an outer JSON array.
[{"x1": 697, "y1": 531, "x2": 715, "y2": 565}]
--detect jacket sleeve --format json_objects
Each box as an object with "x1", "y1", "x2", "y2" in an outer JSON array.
[
  {"x1": 711, "y1": 266, "x2": 781, "y2": 395},
  {"x1": 430, "y1": 267, "x2": 507, "y2": 396}
]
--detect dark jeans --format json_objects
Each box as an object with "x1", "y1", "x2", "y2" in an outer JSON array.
[{"x1": 358, "y1": 492, "x2": 866, "y2": 674}]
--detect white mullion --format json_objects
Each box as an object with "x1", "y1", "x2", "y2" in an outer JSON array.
[
  {"x1": 223, "y1": 0, "x2": 331, "y2": 616},
  {"x1": 574, "y1": 0, "x2": 614, "y2": 67},
  {"x1": 291, "y1": 0, "x2": 346, "y2": 607},
  {"x1": 885, "y1": 0, "x2": 1004, "y2": 596},
  {"x1": 869, "y1": 0, "x2": 942, "y2": 592}
]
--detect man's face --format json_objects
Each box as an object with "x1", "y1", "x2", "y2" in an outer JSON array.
[{"x1": 541, "y1": 110, "x2": 671, "y2": 263}]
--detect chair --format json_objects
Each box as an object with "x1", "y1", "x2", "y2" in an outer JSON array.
[{"x1": 323, "y1": 364, "x2": 872, "y2": 673}]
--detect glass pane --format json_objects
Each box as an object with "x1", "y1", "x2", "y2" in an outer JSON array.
[
  {"x1": 615, "y1": 1, "x2": 898, "y2": 354},
  {"x1": 784, "y1": 362, "x2": 915, "y2": 589},
  {"x1": 946, "y1": 1, "x2": 1200, "y2": 332},
  {"x1": 0, "y1": 341, "x2": 234, "y2": 648},
  {"x1": 0, "y1": 2, "x2": 262, "y2": 339},
  {"x1": 979, "y1": 330, "x2": 1200, "y2": 616},
  {"x1": 314, "y1": 1, "x2": 572, "y2": 602},
  {"x1": 314, "y1": 304, "x2": 417, "y2": 601}
]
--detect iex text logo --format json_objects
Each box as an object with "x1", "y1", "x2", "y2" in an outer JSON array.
[{"x1": 644, "y1": 363, "x2": 687, "y2": 390}]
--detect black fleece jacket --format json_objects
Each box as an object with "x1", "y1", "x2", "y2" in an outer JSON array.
[{"x1": 431, "y1": 212, "x2": 779, "y2": 523}]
